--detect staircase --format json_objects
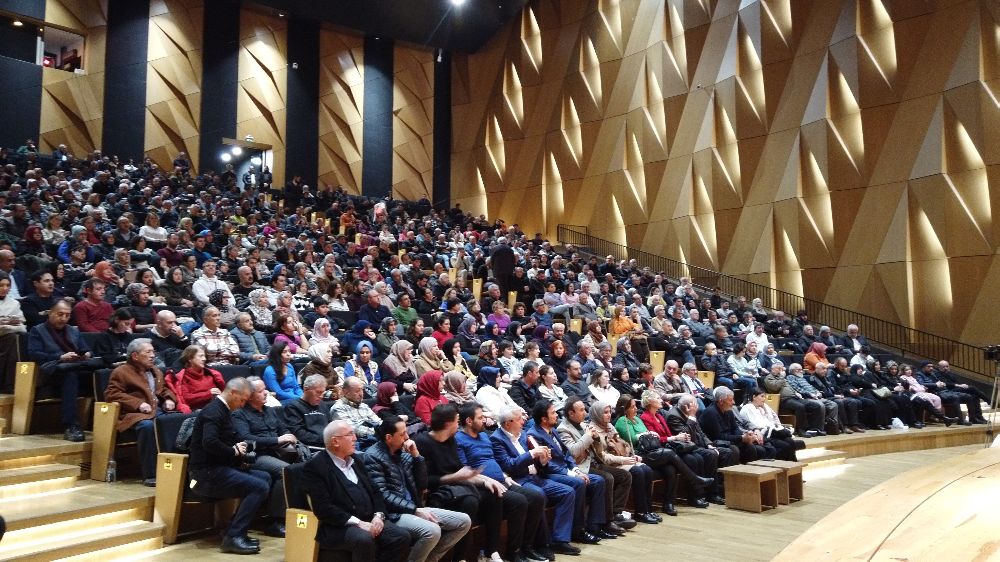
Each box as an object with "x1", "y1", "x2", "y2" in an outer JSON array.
[{"x1": 0, "y1": 431, "x2": 161, "y2": 561}]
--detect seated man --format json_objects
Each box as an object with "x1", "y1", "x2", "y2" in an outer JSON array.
[
  {"x1": 232, "y1": 376, "x2": 302, "y2": 538},
  {"x1": 188, "y1": 377, "x2": 270, "y2": 554},
  {"x1": 103, "y1": 338, "x2": 178, "y2": 485},
  {"x1": 358, "y1": 289, "x2": 392, "y2": 325},
  {"x1": 192, "y1": 260, "x2": 235, "y2": 305},
  {"x1": 330, "y1": 377, "x2": 382, "y2": 448},
  {"x1": 191, "y1": 306, "x2": 241, "y2": 366},
  {"x1": 528, "y1": 401, "x2": 610, "y2": 543},
  {"x1": 556, "y1": 396, "x2": 635, "y2": 532},
  {"x1": 785, "y1": 363, "x2": 840, "y2": 434},
  {"x1": 491, "y1": 406, "x2": 581, "y2": 556},
  {"x1": 560, "y1": 360, "x2": 593, "y2": 407},
  {"x1": 363, "y1": 415, "x2": 472, "y2": 562},
  {"x1": 146, "y1": 310, "x2": 191, "y2": 369},
  {"x1": 665, "y1": 395, "x2": 734, "y2": 502},
  {"x1": 282, "y1": 374, "x2": 331, "y2": 448},
  {"x1": 230, "y1": 312, "x2": 270, "y2": 364},
  {"x1": 72, "y1": 279, "x2": 113, "y2": 332},
  {"x1": 763, "y1": 363, "x2": 825, "y2": 438},
  {"x1": 20, "y1": 269, "x2": 60, "y2": 329},
  {"x1": 698, "y1": 387, "x2": 772, "y2": 464},
  {"x1": 27, "y1": 299, "x2": 102, "y2": 441},
  {"x1": 935, "y1": 360, "x2": 989, "y2": 423},
  {"x1": 301, "y1": 420, "x2": 411, "y2": 562}
]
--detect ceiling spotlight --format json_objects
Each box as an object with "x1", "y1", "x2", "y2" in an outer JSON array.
[
  {"x1": 12, "y1": 19, "x2": 23, "y2": 27},
  {"x1": 231, "y1": 146, "x2": 243, "y2": 156},
  {"x1": 451, "y1": 0, "x2": 466, "y2": 6},
  {"x1": 250, "y1": 156, "x2": 262, "y2": 166},
  {"x1": 220, "y1": 152, "x2": 232, "y2": 163},
  {"x1": 278, "y1": 11, "x2": 286, "y2": 17}
]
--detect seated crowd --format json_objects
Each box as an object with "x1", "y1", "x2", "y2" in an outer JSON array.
[{"x1": 0, "y1": 144, "x2": 991, "y2": 559}]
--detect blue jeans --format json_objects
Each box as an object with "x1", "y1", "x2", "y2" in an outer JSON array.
[
  {"x1": 549, "y1": 472, "x2": 606, "y2": 532},
  {"x1": 134, "y1": 419, "x2": 156, "y2": 479},
  {"x1": 191, "y1": 465, "x2": 270, "y2": 537},
  {"x1": 518, "y1": 475, "x2": 576, "y2": 543}
]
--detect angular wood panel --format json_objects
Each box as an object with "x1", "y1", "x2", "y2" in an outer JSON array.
[
  {"x1": 392, "y1": 44, "x2": 434, "y2": 202},
  {"x1": 39, "y1": 0, "x2": 108, "y2": 156},
  {"x1": 237, "y1": 10, "x2": 287, "y2": 188},
  {"x1": 452, "y1": 0, "x2": 1000, "y2": 344},
  {"x1": 145, "y1": 0, "x2": 203, "y2": 172},
  {"x1": 317, "y1": 28, "x2": 364, "y2": 194}
]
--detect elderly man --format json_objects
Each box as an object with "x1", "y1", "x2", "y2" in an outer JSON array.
[
  {"x1": 785, "y1": 363, "x2": 841, "y2": 434},
  {"x1": 283, "y1": 374, "x2": 331, "y2": 448},
  {"x1": 529, "y1": 401, "x2": 611, "y2": 543},
  {"x1": 191, "y1": 306, "x2": 241, "y2": 366},
  {"x1": 665, "y1": 395, "x2": 732, "y2": 503},
  {"x1": 763, "y1": 364, "x2": 825, "y2": 438},
  {"x1": 230, "y1": 312, "x2": 270, "y2": 364},
  {"x1": 27, "y1": 299, "x2": 101, "y2": 441},
  {"x1": 147, "y1": 310, "x2": 190, "y2": 359},
  {"x1": 699, "y1": 387, "x2": 771, "y2": 463},
  {"x1": 301, "y1": 420, "x2": 411, "y2": 562},
  {"x1": 363, "y1": 416, "x2": 472, "y2": 562},
  {"x1": 935, "y1": 360, "x2": 989, "y2": 422},
  {"x1": 191, "y1": 260, "x2": 235, "y2": 305},
  {"x1": 358, "y1": 289, "x2": 392, "y2": 325},
  {"x1": 805, "y1": 362, "x2": 863, "y2": 433},
  {"x1": 331, "y1": 377, "x2": 382, "y2": 448},
  {"x1": 188, "y1": 378, "x2": 270, "y2": 554},
  {"x1": 491, "y1": 406, "x2": 581, "y2": 556},
  {"x1": 104, "y1": 338, "x2": 177, "y2": 485},
  {"x1": 232, "y1": 376, "x2": 301, "y2": 538}
]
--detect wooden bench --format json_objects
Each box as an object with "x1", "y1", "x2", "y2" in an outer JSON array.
[
  {"x1": 717, "y1": 464, "x2": 782, "y2": 513},
  {"x1": 749, "y1": 459, "x2": 805, "y2": 505},
  {"x1": 649, "y1": 350, "x2": 665, "y2": 374}
]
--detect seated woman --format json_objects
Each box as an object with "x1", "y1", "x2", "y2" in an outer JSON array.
[
  {"x1": 430, "y1": 315, "x2": 453, "y2": 349},
  {"x1": 371, "y1": 381, "x2": 420, "y2": 426},
  {"x1": 738, "y1": 388, "x2": 804, "y2": 461},
  {"x1": 443, "y1": 338, "x2": 476, "y2": 385},
  {"x1": 538, "y1": 364, "x2": 567, "y2": 411},
  {"x1": 340, "y1": 320, "x2": 377, "y2": 355},
  {"x1": 609, "y1": 306, "x2": 637, "y2": 341},
  {"x1": 487, "y1": 301, "x2": 511, "y2": 332},
  {"x1": 209, "y1": 289, "x2": 239, "y2": 329},
  {"x1": 375, "y1": 317, "x2": 398, "y2": 358},
  {"x1": 588, "y1": 368, "x2": 620, "y2": 406},
  {"x1": 474, "y1": 365, "x2": 512, "y2": 426},
  {"x1": 308, "y1": 318, "x2": 341, "y2": 356},
  {"x1": 442, "y1": 370, "x2": 476, "y2": 407},
  {"x1": 262, "y1": 340, "x2": 301, "y2": 402},
  {"x1": 414, "y1": 336, "x2": 448, "y2": 377},
  {"x1": 638, "y1": 390, "x2": 715, "y2": 508},
  {"x1": 124, "y1": 282, "x2": 157, "y2": 331},
  {"x1": 343, "y1": 339, "x2": 380, "y2": 397},
  {"x1": 159, "y1": 266, "x2": 196, "y2": 308},
  {"x1": 404, "y1": 317, "x2": 426, "y2": 347},
  {"x1": 246, "y1": 289, "x2": 274, "y2": 332},
  {"x1": 298, "y1": 342, "x2": 340, "y2": 399},
  {"x1": 802, "y1": 342, "x2": 828, "y2": 373},
  {"x1": 273, "y1": 312, "x2": 310, "y2": 356},
  {"x1": 169, "y1": 345, "x2": 225, "y2": 413},
  {"x1": 381, "y1": 340, "x2": 417, "y2": 395},
  {"x1": 414, "y1": 369, "x2": 447, "y2": 425}
]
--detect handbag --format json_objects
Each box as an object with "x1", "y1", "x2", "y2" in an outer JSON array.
[
  {"x1": 872, "y1": 387, "x2": 892, "y2": 399},
  {"x1": 665, "y1": 440, "x2": 698, "y2": 455},
  {"x1": 426, "y1": 483, "x2": 480, "y2": 508}
]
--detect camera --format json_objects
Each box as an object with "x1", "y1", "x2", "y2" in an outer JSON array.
[{"x1": 240, "y1": 440, "x2": 257, "y2": 471}]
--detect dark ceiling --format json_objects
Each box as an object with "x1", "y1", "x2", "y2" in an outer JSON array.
[{"x1": 250, "y1": 0, "x2": 529, "y2": 53}]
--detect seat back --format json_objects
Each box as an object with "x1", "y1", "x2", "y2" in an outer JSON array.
[
  {"x1": 154, "y1": 411, "x2": 198, "y2": 454},
  {"x1": 569, "y1": 318, "x2": 584, "y2": 335},
  {"x1": 283, "y1": 462, "x2": 311, "y2": 510},
  {"x1": 214, "y1": 364, "x2": 251, "y2": 382},
  {"x1": 649, "y1": 351, "x2": 665, "y2": 375},
  {"x1": 330, "y1": 311, "x2": 358, "y2": 329},
  {"x1": 696, "y1": 370, "x2": 716, "y2": 389},
  {"x1": 764, "y1": 393, "x2": 782, "y2": 413}
]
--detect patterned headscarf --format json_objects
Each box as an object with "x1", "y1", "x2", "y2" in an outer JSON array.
[
  {"x1": 208, "y1": 289, "x2": 230, "y2": 311},
  {"x1": 125, "y1": 282, "x2": 147, "y2": 303}
]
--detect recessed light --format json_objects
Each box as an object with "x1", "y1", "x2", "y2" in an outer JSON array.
[
  {"x1": 12, "y1": 19, "x2": 23, "y2": 27},
  {"x1": 451, "y1": 0, "x2": 466, "y2": 6},
  {"x1": 278, "y1": 11, "x2": 286, "y2": 17}
]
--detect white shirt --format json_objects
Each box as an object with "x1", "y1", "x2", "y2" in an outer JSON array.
[
  {"x1": 192, "y1": 275, "x2": 235, "y2": 305},
  {"x1": 500, "y1": 427, "x2": 536, "y2": 475}
]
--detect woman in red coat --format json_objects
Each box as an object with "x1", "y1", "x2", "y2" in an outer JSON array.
[
  {"x1": 168, "y1": 345, "x2": 225, "y2": 413},
  {"x1": 413, "y1": 369, "x2": 447, "y2": 424}
]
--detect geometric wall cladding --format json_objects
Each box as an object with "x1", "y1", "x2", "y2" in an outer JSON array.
[
  {"x1": 451, "y1": 0, "x2": 1000, "y2": 345},
  {"x1": 392, "y1": 44, "x2": 435, "y2": 202},
  {"x1": 145, "y1": 0, "x2": 203, "y2": 172},
  {"x1": 318, "y1": 28, "x2": 364, "y2": 193},
  {"x1": 39, "y1": 0, "x2": 108, "y2": 156},
  {"x1": 237, "y1": 9, "x2": 287, "y2": 188}
]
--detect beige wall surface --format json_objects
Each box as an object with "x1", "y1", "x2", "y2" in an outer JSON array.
[
  {"x1": 317, "y1": 28, "x2": 364, "y2": 194},
  {"x1": 451, "y1": 0, "x2": 1000, "y2": 344}
]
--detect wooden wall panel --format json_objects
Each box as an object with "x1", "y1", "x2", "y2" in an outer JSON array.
[
  {"x1": 237, "y1": 10, "x2": 287, "y2": 188},
  {"x1": 39, "y1": 0, "x2": 107, "y2": 155},
  {"x1": 145, "y1": 0, "x2": 202, "y2": 172},
  {"x1": 392, "y1": 44, "x2": 434, "y2": 202},
  {"x1": 452, "y1": 0, "x2": 1000, "y2": 345},
  {"x1": 317, "y1": 28, "x2": 363, "y2": 194}
]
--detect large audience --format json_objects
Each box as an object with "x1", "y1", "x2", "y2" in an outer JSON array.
[{"x1": 0, "y1": 141, "x2": 992, "y2": 559}]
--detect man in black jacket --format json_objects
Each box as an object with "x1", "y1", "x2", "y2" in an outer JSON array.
[
  {"x1": 232, "y1": 376, "x2": 301, "y2": 538},
  {"x1": 698, "y1": 387, "x2": 771, "y2": 463},
  {"x1": 508, "y1": 361, "x2": 542, "y2": 413},
  {"x1": 665, "y1": 395, "x2": 733, "y2": 503},
  {"x1": 282, "y1": 374, "x2": 330, "y2": 448},
  {"x1": 188, "y1": 377, "x2": 269, "y2": 554},
  {"x1": 363, "y1": 416, "x2": 471, "y2": 562},
  {"x1": 302, "y1": 419, "x2": 411, "y2": 562}
]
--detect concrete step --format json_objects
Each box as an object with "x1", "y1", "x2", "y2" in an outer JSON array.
[
  {"x1": 0, "y1": 462, "x2": 81, "y2": 486},
  {"x1": 0, "y1": 520, "x2": 164, "y2": 561},
  {"x1": 0, "y1": 482, "x2": 154, "y2": 532}
]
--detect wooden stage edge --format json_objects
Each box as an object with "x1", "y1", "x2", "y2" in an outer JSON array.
[
  {"x1": 775, "y1": 445, "x2": 1000, "y2": 561},
  {"x1": 802, "y1": 421, "x2": 993, "y2": 459}
]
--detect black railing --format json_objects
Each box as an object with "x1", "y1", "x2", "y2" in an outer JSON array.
[{"x1": 558, "y1": 224, "x2": 996, "y2": 383}]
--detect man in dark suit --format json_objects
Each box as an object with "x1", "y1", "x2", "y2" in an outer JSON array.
[
  {"x1": 26, "y1": 299, "x2": 101, "y2": 441},
  {"x1": 188, "y1": 377, "x2": 270, "y2": 554},
  {"x1": 838, "y1": 324, "x2": 870, "y2": 354},
  {"x1": 489, "y1": 237, "x2": 516, "y2": 297},
  {"x1": 665, "y1": 395, "x2": 733, "y2": 503},
  {"x1": 698, "y1": 387, "x2": 771, "y2": 464},
  {"x1": 490, "y1": 406, "x2": 580, "y2": 556},
  {"x1": 301, "y1": 419, "x2": 410, "y2": 562},
  {"x1": 527, "y1": 401, "x2": 611, "y2": 543}
]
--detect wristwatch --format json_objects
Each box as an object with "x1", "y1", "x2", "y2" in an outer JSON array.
[{"x1": 373, "y1": 512, "x2": 385, "y2": 521}]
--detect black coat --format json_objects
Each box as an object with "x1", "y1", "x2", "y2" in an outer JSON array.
[
  {"x1": 302, "y1": 451, "x2": 388, "y2": 548},
  {"x1": 189, "y1": 397, "x2": 241, "y2": 472}
]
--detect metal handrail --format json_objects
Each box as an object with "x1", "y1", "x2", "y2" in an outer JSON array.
[{"x1": 557, "y1": 224, "x2": 994, "y2": 383}]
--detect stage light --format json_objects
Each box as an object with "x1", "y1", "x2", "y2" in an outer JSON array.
[
  {"x1": 220, "y1": 152, "x2": 232, "y2": 163},
  {"x1": 231, "y1": 146, "x2": 243, "y2": 156},
  {"x1": 12, "y1": 19, "x2": 23, "y2": 27},
  {"x1": 251, "y1": 156, "x2": 262, "y2": 166},
  {"x1": 451, "y1": 0, "x2": 466, "y2": 6}
]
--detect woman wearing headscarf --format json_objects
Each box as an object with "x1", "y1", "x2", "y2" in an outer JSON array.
[
  {"x1": 613, "y1": 336, "x2": 641, "y2": 378},
  {"x1": 298, "y1": 342, "x2": 340, "y2": 399},
  {"x1": 481, "y1": 321, "x2": 502, "y2": 343},
  {"x1": 208, "y1": 288, "x2": 239, "y2": 328},
  {"x1": 381, "y1": 340, "x2": 418, "y2": 394},
  {"x1": 341, "y1": 320, "x2": 377, "y2": 356},
  {"x1": 802, "y1": 342, "x2": 828, "y2": 373},
  {"x1": 123, "y1": 282, "x2": 157, "y2": 330},
  {"x1": 371, "y1": 381, "x2": 420, "y2": 424},
  {"x1": 21, "y1": 225, "x2": 48, "y2": 258},
  {"x1": 415, "y1": 336, "x2": 449, "y2": 378},
  {"x1": 848, "y1": 363, "x2": 893, "y2": 429},
  {"x1": 474, "y1": 365, "x2": 513, "y2": 425},
  {"x1": 414, "y1": 370, "x2": 447, "y2": 424},
  {"x1": 159, "y1": 265, "x2": 195, "y2": 308},
  {"x1": 443, "y1": 338, "x2": 477, "y2": 385},
  {"x1": 344, "y1": 340, "x2": 380, "y2": 397},
  {"x1": 504, "y1": 321, "x2": 526, "y2": 355},
  {"x1": 375, "y1": 317, "x2": 399, "y2": 357},
  {"x1": 580, "y1": 320, "x2": 606, "y2": 348},
  {"x1": 530, "y1": 325, "x2": 551, "y2": 353},
  {"x1": 587, "y1": 400, "x2": 661, "y2": 524},
  {"x1": 442, "y1": 370, "x2": 476, "y2": 405},
  {"x1": 246, "y1": 288, "x2": 274, "y2": 331},
  {"x1": 308, "y1": 318, "x2": 341, "y2": 355},
  {"x1": 93, "y1": 261, "x2": 124, "y2": 303}
]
